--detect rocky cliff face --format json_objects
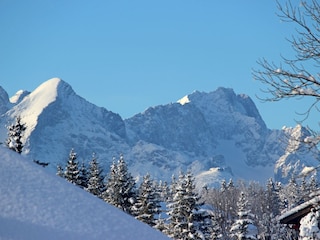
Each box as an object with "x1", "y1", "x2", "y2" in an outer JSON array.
[
  {"x1": 0, "y1": 79, "x2": 318, "y2": 185},
  {"x1": 275, "y1": 125, "x2": 320, "y2": 183}
]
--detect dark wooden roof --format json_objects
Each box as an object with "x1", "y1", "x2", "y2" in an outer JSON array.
[{"x1": 279, "y1": 196, "x2": 320, "y2": 224}]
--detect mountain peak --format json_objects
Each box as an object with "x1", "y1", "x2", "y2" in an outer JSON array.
[
  {"x1": 5, "y1": 78, "x2": 74, "y2": 141},
  {"x1": 10, "y1": 90, "x2": 30, "y2": 104},
  {"x1": 177, "y1": 95, "x2": 190, "y2": 105}
]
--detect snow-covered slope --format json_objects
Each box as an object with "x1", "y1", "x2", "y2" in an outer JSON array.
[
  {"x1": 0, "y1": 79, "x2": 318, "y2": 186},
  {"x1": 0, "y1": 146, "x2": 169, "y2": 240},
  {"x1": 9, "y1": 89, "x2": 30, "y2": 104}
]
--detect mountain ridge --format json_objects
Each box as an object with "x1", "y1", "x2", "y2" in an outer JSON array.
[{"x1": 0, "y1": 78, "x2": 319, "y2": 186}]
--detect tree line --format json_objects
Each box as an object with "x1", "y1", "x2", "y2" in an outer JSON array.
[{"x1": 56, "y1": 148, "x2": 319, "y2": 240}]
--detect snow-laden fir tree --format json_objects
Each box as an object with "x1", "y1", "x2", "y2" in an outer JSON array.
[
  {"x1": 64, "y1": 149, "x2": 80, "y2": 185},
  {"x1": 192, "y1": 207, "x2": 216, "y2": 240},
  {"x1": 133, "y1": 173, "x2": 161, "y2": 226},
  {"x1": 166, "y1": 172, "x2": 205, "y2": 240},
  {"x1": 6, "y1": 116, "x2": 26, "y2": 154},
  {"x1": 230, "y1": 191, "x2": 258, "y2": 240},
  {"x1": 78, "y1": 161, "x2": 88, "y2": 189},
  {"x1": 166, "y1": 173, "x2": 189, "y2": 239},
  {"x1": 103, "y1": 160, "x2": 118, "y2": 205},
  {"x1": 103, "y1": 155, "x2": 136, "y2": 215},
  {"x1": 85, "y1": 153, "x2": 105, "y2": 198},
  {"x1": 184, "y1": 171, "x2": 209, "y2": 240}
]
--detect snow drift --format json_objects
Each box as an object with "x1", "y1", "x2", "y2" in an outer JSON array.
[{"x1": 0, "y1": 146, "x2": 168, "y2": 240}]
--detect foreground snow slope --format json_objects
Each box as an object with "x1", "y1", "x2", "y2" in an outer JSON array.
[{"x1": 0, "y1": 146, "x2": 168, "y2": 240}]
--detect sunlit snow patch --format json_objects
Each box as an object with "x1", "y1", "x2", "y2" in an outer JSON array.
[{"x1": 177, "y1": 95, "x2": 190, "y2": 105}]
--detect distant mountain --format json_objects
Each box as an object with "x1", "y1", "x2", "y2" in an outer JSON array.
[
  {"x1": 0, "y1": 78, "x2": 319, "y2": 186},
  {"x1": 0, "y1": 78, "x2": 128, "y2": 170},
  {"x1": 0, "y1": 145, "x2": 169, "y2": 240},
  {"x1": 275, "y1": 125, "x2": 320, "y2": 184}
]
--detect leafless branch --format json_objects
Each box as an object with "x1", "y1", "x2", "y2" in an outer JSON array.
[{"x1": 253, "y1": 1, "x2": 320, "y2": 120}]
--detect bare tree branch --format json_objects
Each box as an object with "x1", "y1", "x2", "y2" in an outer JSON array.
[{"x1": 253, "y1": 0, "x2": 320, "y2": 119}]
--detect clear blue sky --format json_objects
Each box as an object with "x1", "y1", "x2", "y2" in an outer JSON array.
[{"x1": 0, "y1": 0, "x2": 317, "y2": 130}]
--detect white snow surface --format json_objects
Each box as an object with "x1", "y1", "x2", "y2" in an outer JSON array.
[
  {"x1": 177, "y1": 95, "x2": 190, "y2": 105},
  {"x1": 0, "y1": 146, "x2": 168, "y2": 240},
  {"x1": 9, "y1": 90, "x2": 30, "y2": 104},
  {"x1": 299, "y1": 209, "x2": 320, "y2": 239},
  {"x1": 7, "y1": 78, "x2": 60, "y2": 141}
]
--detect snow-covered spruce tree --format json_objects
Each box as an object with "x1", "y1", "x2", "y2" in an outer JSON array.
[
  {"x1": 184, "y1": 171, "x2": 211, "y2": 240},
  {"x1": 230, "y1": 191, "x2": 258, "y2": 240},
  {"x1": 78, "y1": 161, "x2": 88, "y2": 189},
  {"x1": 103, "y1": 160, "x2": 118, "y2": 205},
  {"x1": 64, "y1": 149, "x2": 80, "y2": 185},
  {"x1": 6, "y1": 116, "x2": 26, "y2": 154},
  {"x1": 166, "y1": 172, "x2": 205, "y2": 240},
  {"x1": 103, "y1": 155, "x2": 137, "y2": 215},
  {"x1": 133, "y1": 173, "x2": 161, "y2": 227},
  {"x1": 193, "y1": 207, "x2": 216, "y2": 240},
  {"x1": 85, "y1": 153, "x2": 105, "y2": 198},
  {"x1": 166, "y1": 173, "x2": 188, "y2": 239},
  {"x1": 116, "y1": 155, "x2": 137, "y2": 214}
]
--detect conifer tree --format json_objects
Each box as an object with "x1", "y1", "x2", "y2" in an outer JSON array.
[
  {"x1": 103, "y1": 160, "x2": 118, "y2": 205},
  {"x1": 78, "y1": 161, "x2": 88, "y2": 189},
  {"x1": 86, "y1": 153, "x2": 105, "y2": 198},
  {"x1": 166, "y1": 173, "x2": 188, "y2": 239},
  {"x1": 154, "y1": 216, "x2": 167, "y2": 233},
  {"x1": 6, "y1": 116, "x2": 26, "y2": 154},
  {"x1": 116, "y1": 155, "x2": 136, "y2": 214},
  {"x1": 103, "y1": 155, "x2": 136, "y2": 214},
  {"x1": 230, "y1": 192, "x2": 257, "y2": 240},
  {"x1": 166, "y1": 172, "x2": 205, "y2": 240},
  {"x1": 133, "y1": 173, "x2": 161, "y2": 226},
  {"x1": 64, "y1": 149, "x2": 80, "y2": 185}
]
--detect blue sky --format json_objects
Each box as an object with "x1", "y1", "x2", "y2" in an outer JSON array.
[{"x1": 0, "y1": 0, "x2": 317, "y2": 130}]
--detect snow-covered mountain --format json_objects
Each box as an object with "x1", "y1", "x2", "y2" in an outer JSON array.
[
  {"x1": 0, "y1": 78, "x2": 319, "y2": 186},
  {"x1": 0, "y1": 145, "x2": 169, "y2": 240},
  {"x1": 0, "y1": 78, "x2": 128, "y2": 170},
  {"x1": 275, "y1": 125, "x2": 320, "y2": 183}
]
